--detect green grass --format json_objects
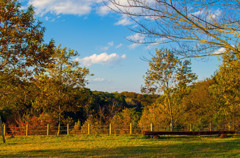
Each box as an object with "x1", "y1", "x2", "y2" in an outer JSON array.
[{"x1": 0, "y1": 134, "x2": 240, "y2": 157}]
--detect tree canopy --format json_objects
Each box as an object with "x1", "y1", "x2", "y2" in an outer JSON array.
[
  {"x1": 142, "y1": 49, "x2": 197, "y2": 130},
  {"x1": 107, "y1": 0, "x2": 240, "y2": 57},
  {"x1": 0, "y1": 0, "x2": 55, "y2": 78}
]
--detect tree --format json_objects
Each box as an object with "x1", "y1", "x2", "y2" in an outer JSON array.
[
  {"x1": 142, "y1": 49, "x2": 197, "y2": 131},
  {"x1": 0, "y1": 72, "x2": 33, "y2": 123},
  {"x1": 210, "y1": 51, "x2": 240, "y2": 130},
  {"x1": 181, "y1": 79, "x2": 217, "y2": 130},
  {"x1": 138, "y1": 102, "x2": 169, "y2": 131},
  {"x1": 107, "y1": 0, "x2": 240, "y2": 57},
  {"x1": 0, "y1": 0, "x2": 55, "y2": 77},
  {"x1": 0, "y1": 0, "x2": 55, "y2": 123},
  {"x1": 110, "y1": 108, "x2": 140, "y2": 134},
  {"x1": 33, "y1": 45, "x2": 91, "y2": 135}
]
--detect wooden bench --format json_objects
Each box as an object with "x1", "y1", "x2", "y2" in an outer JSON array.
[{"x1": 144, "y1": 131, "x2": 235, "y2": 136}]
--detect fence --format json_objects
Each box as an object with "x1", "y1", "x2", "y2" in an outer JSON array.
[{"x1": 0, "y1": 122, "x2": 236, "y2": 136}]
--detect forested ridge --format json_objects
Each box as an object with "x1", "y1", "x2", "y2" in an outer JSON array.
[{"x1": 1, "y1": 0, "x2": 240, "y2": 133}]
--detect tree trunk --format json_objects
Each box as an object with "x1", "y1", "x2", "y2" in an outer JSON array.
[
  {"x1": 57, "y1": 105, "x2": 61, "y2": 136},
  {"x1": 0, "y1": 116, "x2": 5, "y2": 143},
  {"x1": 166, "y1": 93, "x2": 174, "y2": 131}
]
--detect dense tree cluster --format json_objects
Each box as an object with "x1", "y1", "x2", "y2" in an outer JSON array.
[{"x1": 1, "y1": 0, "x2": 239, "y2": 134}]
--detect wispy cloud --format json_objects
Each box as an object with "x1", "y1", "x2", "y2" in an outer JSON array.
[
  {"x1": 76, "y1": 53, "x2": 126, "y2": 66},
  {"x1": 129, "y1": 43, "x2": 140, "y2": 49},
  {"x1": 115, "y1": 16, "x2": 132, "y2": 26},
  {"x1": 146, "y1": 43, "x2": 159, "y2": 50},
  {"x1": 28, "y1": 0, "x2": 102, "y2": 16},
  {"x1": 190, "y1": 9, "x2": 222, "y2": 22},
  {"x1": 102, "y1": 41, "x2": 114, "y2": 51},
  {"x1": 116, "y1": 43, "x2": 123, "y2": 49},
  {"x1": 93, "y1": 77, "x2": 105, "y2": 82},
  {"x1": 213, "y1": 47, "x2": 226, "y2": 55},
  {"x1": 96, "y1": 5, "x2": 110, "y2": 16},
  {"x1": 145, "y1": 38, "x2": 167, "y2": 49},
  {"x1": 127, "y1": 33, "x2": 145, "y2": 42},
  {"x1": 127, "y1": 33, "x2": 145, "y2": 49}
]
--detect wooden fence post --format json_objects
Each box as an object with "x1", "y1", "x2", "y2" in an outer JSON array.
[
  {"x1": 209, "y1": 122, "x2": 212, "y2": 131},
  {"x1": 57, "y1": 124, "x2": 60, "y2": 136},
  {"x1": 26, "y1": 124, "x2": 29, "y2": 136},
  {"x1": 88, "y1": 124, "x2": 90, "y2": 135},
  {"x1": 109, "y1": 124, "x2": 112, "y2": 135},
  {"x1": 190, "y1": 124, "x2": 193, "y2": 131},
  {"x1": 67, "y1": 124, "x2": 69, "y2": 135},
  {"x1": 150, "y1": 123, "x2": 153, "y2": 131},
  {"x1": 47, "y1": 124, "x2": 50, "y2": 136},
  {"x1": 3, "y1": 123, "x2": 6, "y2": 136},
  {"x1": 130, "y1": 123, "x2": 132, "y2": 135}
]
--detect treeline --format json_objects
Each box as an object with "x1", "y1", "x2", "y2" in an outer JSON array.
[
  {"x1": 0, "y1": 74, "x2": 159, "y2": 131},
  {"x1": 1, "y1": 0, "x2": 240, "y2": 133},
  {"x1": 1, "y1": 63, "x2": 240, "y2": 132}
]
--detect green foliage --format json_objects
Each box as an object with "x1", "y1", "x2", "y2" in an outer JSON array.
[
  {"x1": 142, "y1": 49, "x2": 197, "y2": 131},
  {"x1": 0, "y1": 0, "x2": 54, "y2": 123},
  {"x1": 1, "y1": 0, "x2": 240, "y2": 133},
  {"x1": 110, "y1": 108, "x2": 141, "y2": 134},
  {"x1": 47, "y1": 45, "x2": 91, "y2": 88},
  {"x1": 138, "y1": 103, "x2": 169, "y2": 131},
  {"x1": 181, "y1": 79, "x2": 216, "y2": 128},
  {"x1": 210, "y1": 51, "x2": 240, "y2": 130},
  {"x1": 121, "y1": 91, "x2": 159, "y2": 110},
  {"x1": 0, "y1": 0, "x2": 55, "y2": 77}
]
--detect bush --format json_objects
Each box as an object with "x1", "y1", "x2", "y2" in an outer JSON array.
[
  {"x1": 7, "y1": 113, "x2": 53, "y2": 135},
  {"x1": 138, "y1": 103, "x2": 169, "y2": 132}
]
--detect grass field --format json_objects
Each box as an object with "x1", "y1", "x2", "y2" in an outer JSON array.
[{"x1": 0, "y1": 134, "x2": 240, "y2": 157}]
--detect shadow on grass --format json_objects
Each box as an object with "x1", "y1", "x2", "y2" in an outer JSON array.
[{"x1": 1, "y1": 138, "x2": 240, "y2": 157}]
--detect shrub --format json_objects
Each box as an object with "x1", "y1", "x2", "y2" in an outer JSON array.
[{"x1": 7, "y1": 113, "x2": 53, "y2": 135}]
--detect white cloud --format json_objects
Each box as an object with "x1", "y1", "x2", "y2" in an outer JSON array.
[
  {"x1": 129, "y1": 43, "x2": 140, "y2": 49},
  {"x1": 214, "y1": 47, "x2": 226, "y2": 55},
  {"x1": 76, "y1": 53, "x2": 126, "y2": 66},
  {"x1": 207, "y1": 9, "x2": 221, "y2": 21},
  {"x1": 127, "y1": 33, "x2": 145, "y2": 49},
  {"x1": 116, "y1": 43, "x2": 123, "y2": 49},
  {"x1": 97, "y1": 5, "x2": 110, "y2": 16},
  {"x1": 127, "y1": 33, "x2": 145, "y2": 42},
  {"x1": 146, "y1": 43, "x2": 159, "y2": 49},
  {"x1": 115, "y1": 16, "x2": 132, "y2": 26},
  {"x1": 101, "y1": 41, "x2": 114, "y2": 51},
  {"x1": 99, "y1": 0, "x2": 157, "y2": 16},
  {"x1": 145, "y1": 38, "x2": 167, "y2": 49},
  {"x1": 191, "y1": 10, "x2": 205, "y2": 17},
  {"x1": 93, "y1": 78, "x2": 105, "y2": 82},
  {"x1": 97, "y1": 0, "x2": 156, "y2": 26},
  {"x1": 108, "y1": 41, "x2": 114, "y2": 46},
  {"x1": 28, "y1": 0, "x2": 101, "y2": 16},
  {"x1": 191, "y1": 9, "x2": 221, "y2": 21}
]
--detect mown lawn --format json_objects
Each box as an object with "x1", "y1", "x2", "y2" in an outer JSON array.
[{"x1": 0, "y1": 134, "x2": 239, "y2": 157}]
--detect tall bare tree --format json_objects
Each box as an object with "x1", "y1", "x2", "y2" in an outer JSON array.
[{"x1": 106, "y1": 0, "x2": 240, "y2": 57}]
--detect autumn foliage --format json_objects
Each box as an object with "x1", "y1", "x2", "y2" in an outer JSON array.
[{"x1": 1, "y1": 0, "x2": 240, "y2": 135}]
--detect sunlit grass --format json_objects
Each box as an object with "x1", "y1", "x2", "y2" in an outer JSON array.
[{"x1": 0, "y1": 134, "x2": 239, "y2": 157}]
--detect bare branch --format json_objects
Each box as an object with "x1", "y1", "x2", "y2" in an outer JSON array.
[{"x1": 107, "y1": 0, "x2": 240, "y2": 57}]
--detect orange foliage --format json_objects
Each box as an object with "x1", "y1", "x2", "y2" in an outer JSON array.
[
  {"x1": 138, "y1": 103, "x2": 169, "y2": 131},
  {"x1": 7, "y1": 113, "x2": 53, "y2": 136}
]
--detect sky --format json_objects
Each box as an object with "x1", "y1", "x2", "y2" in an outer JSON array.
[{"x1": 20, "y1": 0, "x2": 221, "y2": 93}]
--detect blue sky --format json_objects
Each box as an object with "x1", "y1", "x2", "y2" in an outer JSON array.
[{"x1": 21, "y1": 0, "x2": 221, "y2": 93}]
